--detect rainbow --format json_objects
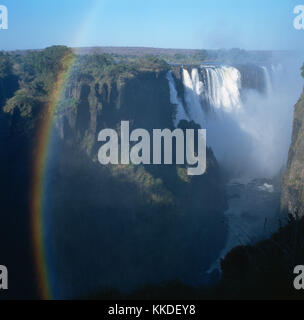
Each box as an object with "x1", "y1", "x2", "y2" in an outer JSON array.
[
  {"x1": 30, "y1": 55, "x2": 76, "y2": 300},
  {"x1": 29, "y1": 0, "x2": 106, "y2": 300}
]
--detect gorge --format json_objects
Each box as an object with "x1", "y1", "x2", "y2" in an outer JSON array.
[{"x1": 0, "y1": 47, "x2": 303, "y2": 299}]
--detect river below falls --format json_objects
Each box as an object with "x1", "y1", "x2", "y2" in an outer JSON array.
[{"x1": 201, "y1": 177, "x2": 282, "y2": 283}]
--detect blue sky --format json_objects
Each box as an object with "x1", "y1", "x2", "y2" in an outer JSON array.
[{"x1": 0, "y1": 0, "x2": 303, "y2": 50}]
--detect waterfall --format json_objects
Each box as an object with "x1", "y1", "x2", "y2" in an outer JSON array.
[
  {"x1": 203, "y1": 66, "x2": 242, "y2": 112},
  {"x1": 167, "y1": 66, "x2": 242, "y2": 129},
  {"x1": 166, "y1": 61, "x2": 302, "y2": 277},
  {"x1": 182, "y1": 68, "x2": 206, "y2": 128},
  {"x1": 261, "y1": 66, "x2": 272, "y2": 96},
  {"x1": 166, "y1": 62, "x2": 299, "y2": 180},
  {"x1": 166, "y1": 71, "x2": 189, "y2": 126}
]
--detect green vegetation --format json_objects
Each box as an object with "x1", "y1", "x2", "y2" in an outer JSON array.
[
  {"x1": 136, "y1": 55, "x2": 169, "y2": 70},
  {"x1": 4, "y1": 89, "x2": 38, "y2": 116},
  {"x1": 152, "y1": 48, "x2": 272, "y2": 65},
  {"x1": 0, "y1": 52, "x2": 13, "y2": 79},
  {"x1": 108, "y1": 164, "x2": 174, "y2": 205},
  {"x1": 70, "y1": 53, "x2": 169, "y2": 81},
  {"x1": 70, "y1": 53, "x2": 116, "y2": 79},
  {"x1": 1, "y1": 47, "x2": 165, "y2": 111},
  {"x1": 164, "y1": 49, "x2": 215, "y2": 64},
  {"x1": 18, "y1": 46, "x2": 74, "y2": 93},
  {"x1": 302, "y1": 63, "x2": 304, "y2": 78},
  {"x1": 2, "y1": 46, "x2": 74, "y2": 121}
]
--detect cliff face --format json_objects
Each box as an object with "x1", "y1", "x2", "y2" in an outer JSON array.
[
  {"x1": 58, "y1": 70, "x2": 174, "y2": 156},
  {"x1": 281, "y1": 89, "x2": 304, "y2": 217},
  {"x1": 0, "y1": 71, "x2": 38, "y2": 299},
  {"x1": 48, "y1": 70, "x2": 228, "y2": 298},
  {"x1": 2, "y1": 52, "x2": 228, "y2": 298}
]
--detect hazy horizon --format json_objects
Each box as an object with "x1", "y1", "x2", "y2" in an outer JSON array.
[
  {"x1": 0, "y1": 0, "x2": 303, "y2": 51},
  {"x1": 3, "y1": 45, "x2": 304, "y2": 54}
]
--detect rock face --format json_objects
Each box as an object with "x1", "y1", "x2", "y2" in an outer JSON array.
[
  {"x1": 47, "y1": 70, "x2": 228, "y2": 298},
  {"x1": 0, "y1": 75, "x2": 38, "y2": 299},
  {"x1": 281, "y1": 89, "x2": 304, "y2": 217},
  {"x1": 58, "y1": 70, "x2": 175, "y2": 156},
  {"x1": 2, "y1": 51, "x2": 228, "y2": 299}
]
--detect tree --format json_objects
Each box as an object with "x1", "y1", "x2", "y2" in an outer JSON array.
[
  {"x1": 193, "y1": 50, "x2": 209, "y2": 62},
  {"x1": 0, "y1": 52, "x2": 12, "y2": 78}
]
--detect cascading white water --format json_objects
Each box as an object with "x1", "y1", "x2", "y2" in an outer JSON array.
[
  {"x1": 167, "y1": 66, "x2": 243, "y2": 128},
  {"x1": 181, "y1": 65, "x2": 250, "y2": 178},
  {"x1": 182, "y1": 68, "x2": 206, "y2": 128},
  {"x1": 261, "y1": 66, "x2": 272, "y2": 96},
  {"x1": 166, "y1": 71, "x2": 189, "y2": 126},
  {"x1": 167, "y1": 63, "x2": 300, "y2": 180},
  {"x1": 204, "y1": 66, "x2": 242, "y2": 112}
]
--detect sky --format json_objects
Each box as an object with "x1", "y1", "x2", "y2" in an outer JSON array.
[{"x1": 0, "y1": 0, "x2": 303, "y2": 51}]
